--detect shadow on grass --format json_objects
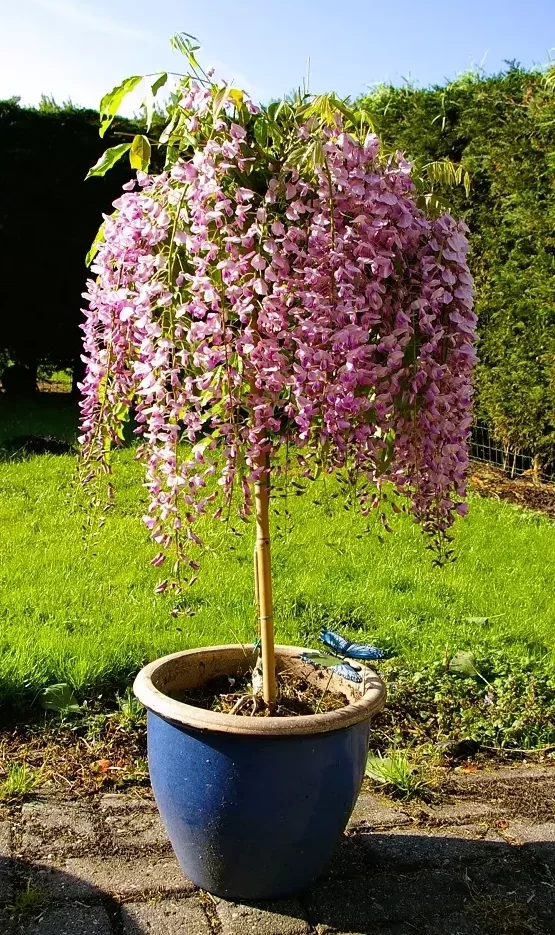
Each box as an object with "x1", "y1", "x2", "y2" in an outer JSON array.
[
  {"x1": 1, "y1": 831, "x2": 554, "y2": 933},
  {"x1": 0, "y1": 394, "x2": 79, "y2": 447}
]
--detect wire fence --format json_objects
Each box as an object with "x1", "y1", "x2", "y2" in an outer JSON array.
[{"x1": 470, "y1": 423, "x2": 555, "y2": 484}]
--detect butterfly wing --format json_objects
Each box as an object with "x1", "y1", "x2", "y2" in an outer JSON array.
[
  {"x1": 319, "y1": 628, "x2": 352, "y2": 656},
  {"x1": 299, "y1": 653, "x2": 362, "y2": 682},
  {"x1": 330, "y1": 663, "x2": 363, "y2": 683},
  {"x1": 319, "y1": 628, "x2": 389, "y2": 661},
  {"x1": 341, "y1": 642, "x2": 390, "y2": 661}
]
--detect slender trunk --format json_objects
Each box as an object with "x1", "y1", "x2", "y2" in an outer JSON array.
[
  {"x1": 253, "y1": 451, "x2": 277, "y2": 708},
  {"x1": 532, "y1": 454, "x2": 541, "y2": 486}
]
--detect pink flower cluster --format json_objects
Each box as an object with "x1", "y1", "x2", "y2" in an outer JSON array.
[{"x1": 79, "y1": 86, "x2": 476, "y2": 573}]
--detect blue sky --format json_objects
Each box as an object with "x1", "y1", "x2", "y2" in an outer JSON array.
[{"x1": 2, "y1": 0, "x2": 554, "y2": 111}]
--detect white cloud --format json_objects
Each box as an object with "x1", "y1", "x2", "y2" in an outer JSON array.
[{"x1": 30, "y1": 0, "x2": 150, "y2": 42}]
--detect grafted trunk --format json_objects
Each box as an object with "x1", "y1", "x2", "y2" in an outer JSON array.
[{"x1": 253, "y1": 452, "x2": 276, "y2": 708}]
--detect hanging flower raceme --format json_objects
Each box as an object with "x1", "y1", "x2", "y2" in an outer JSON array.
[{"x1": 79, "y1": 79, "x2": 476, "y2": 578}]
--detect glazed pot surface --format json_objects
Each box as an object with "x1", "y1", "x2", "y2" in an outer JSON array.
[{"x1": 135, "y1": 645, "x2": 385, "y2": 899}]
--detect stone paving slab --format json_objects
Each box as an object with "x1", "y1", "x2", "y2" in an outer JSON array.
[
  {"x1": 0, "y1": 822, "x2": 11, "y2": 854},
  {"x1": 99, "y1": 794, "x2": 154, "y2": 811},
  {"x1": 19, "y1": 801, "x2": 96, "y2": 858},
  {"x1": 503, "y1": 819, "x2": 555, "y2": 863},
  {"x1": 307, "y1": 869, "x2": 468, "y2": 929},
  {"x1": 103, "y1": 807, "x2": 170, "y2": 852},
  {"x1": 120, "y1": 897, "x2": 212, "y2": 935},
  {"x1": 451, "y1": 766, "x2": 555, "y2": 783},
  {"x1": 2, "y1": 779, "x2": 554, "y2": 934},
  {"x1": 31, "y1": 855, "x2": 195, "y2": 900},
  {"x1": 352, "y1": 825, "x2": 509, "y2": 872},
  {"x1": 416, "y1": 800, "x2": 500, "y2": 823},
  {"x1": 215, "y1": 898, "x2": 311, "y2": 935},
  {"x1": 348, "y1": 794, "x2": 411, "y2": 828},
  {"x1": 0, "y1": 821, "x2": 13, "y2": 904},
  {"x1": 19, "y1": 905, "x2": 113, "y2": 934}
]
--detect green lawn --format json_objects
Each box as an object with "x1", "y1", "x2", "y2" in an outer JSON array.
[{"x1": 1, "y1": 396, "x2": 555, "y2": 716}]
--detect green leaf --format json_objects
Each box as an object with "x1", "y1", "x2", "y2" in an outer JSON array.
[
  {"x1": 99, "y1": 75, "x2": 143, "y2": 138},
  {"x1": 421, "y1": 159, "x2": 471, "y2": 198},
  {"x1": 85, "y1": 220, "x2": 106, "y2": 267},
  {"x1": 86, "y1": 143, "x2": 131, "y2": 179},
  {"x1": 151, "y1": 72, "x2": 168, "y2": 96},
  {"x1": 129, "y1": 134, "x2": 151, "y2": 171},
  {"x1": 212, "y1": 85, "x2": 232, "y2": 120},
  {"x1": 41, "y1": 683, "x2": 81, "y2": 714},
  {"x1": 144, "y1": 72, "x2": 168, "y2": 131},
  {"x1": 254, "y1": 118, "x2": 268, "y2": 149},
  {"x1": 170, "y1": 32, "x2": 202, "y2": 71},
  {"x1": 311, "y1": 139, "x2": 325, "y2": 170},
  {"x1": 449, "y1": 651, "x2": 479, "y2": 678},
  {"x1": 228, "y1": 88, "x2": 245, "y2": 107},
  {"x1": 159, "y1": 111, "x2": 179, "y2": 145},
  {"x1": 415, "y1": 192, "x2": 452, "y2": 216},
  {"x1": 170, "y1": 32, "x2": 201, "y2": 54},
  {"x1": 164, "y1": 144, "x2": 179, "y2": 170},
  {"x1": 266, "y1": 116, "x2": 283, "y2": 143}
]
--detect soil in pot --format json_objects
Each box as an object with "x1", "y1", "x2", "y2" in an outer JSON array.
[{"x1": 169, "y1": 666, "x2": 349, "y2": 718}]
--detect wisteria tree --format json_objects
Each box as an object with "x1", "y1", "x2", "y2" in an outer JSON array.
[{"x1": 80, "y1": 36, "x2": 476, "y2": 709}]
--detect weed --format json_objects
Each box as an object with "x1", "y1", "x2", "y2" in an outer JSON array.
[
  {"x1": 114, "y1": 688, "x2": 146, "y2": 730},
  {"x1": 467, "y1": 885, "x2": 550, "y2": 934},
  {"x1": 40, "y1": 682, "x2": 81, "y2": 717},
  {"x1": 10, "y1": 879, "x2": 50, "y2": 922},
  {"x1": 124, "y1": 757, "x2": 149, "y2": 783},
  {"x1": 0, "y1": 763, "x2": 40, "y2": 802},
  {"x1": 80, "y1": 711, "x2": 110, "y2": 742},
  {"x1": 365, "y1": 750, "x2": 435, "y2": 800},
  {"x1": 376, "y1": 651, "x2": 555, "y2": 752}
]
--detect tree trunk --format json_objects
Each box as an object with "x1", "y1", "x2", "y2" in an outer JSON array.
[{"x1": 253, "y1": 452, "x2": 277, "y2": 708}]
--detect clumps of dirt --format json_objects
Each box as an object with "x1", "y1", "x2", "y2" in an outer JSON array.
[
  {"x1": 0, "y1": 716, "x2": 148, "y2": 801},
  {"x1": 445, "y1": 767, "x2": 555, "y2": 822},
  {"x1": 468, "y1": 893, "x2": 551, "y2": 935},
  {"x1": 470, "y1": 463, "x2": 555, "y2": 520},
  {"x1": 172, "y1": 668, "x2": 349, "y2": 718}
]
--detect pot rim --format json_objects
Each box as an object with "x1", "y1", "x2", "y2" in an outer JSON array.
[{"x1": 133, "y1": 644, "x2": 386, "y2": 736}]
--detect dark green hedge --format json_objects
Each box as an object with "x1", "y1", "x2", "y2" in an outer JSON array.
[
  {"x1": 0, "y1": 98, "x2": 140, "y2": 391},
  {"x1": 359, "y1": 65, "x2": 555, "y2": 467}
]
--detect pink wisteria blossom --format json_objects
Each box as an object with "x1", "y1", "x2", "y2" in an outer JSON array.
[{"x1": 79, "y1": 82, "x2": 476, "y2": 575}]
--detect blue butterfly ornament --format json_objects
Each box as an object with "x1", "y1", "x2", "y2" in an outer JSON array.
[
  {"x1": 319, "y1": 628, "x2": 390, "y2": 661},
  {"x1": 299, "y1": 628, "x2": 391, "y2": 683}
]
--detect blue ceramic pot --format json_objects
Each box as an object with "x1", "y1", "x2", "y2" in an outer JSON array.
[{"x1": 134, "y1": 645, "x2": 385, "y2": 900}]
